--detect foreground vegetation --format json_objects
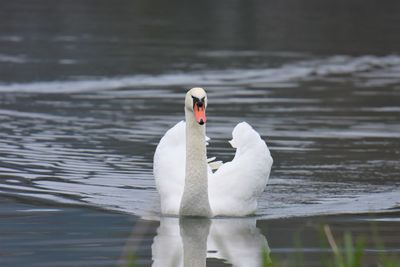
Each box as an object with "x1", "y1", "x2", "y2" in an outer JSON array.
[
  {"x1": 263, "y1": 225, "x2": 399, "y2": 267},
  {"x1": 124, "y1": 224, "x2": 399, "y2": 267}
]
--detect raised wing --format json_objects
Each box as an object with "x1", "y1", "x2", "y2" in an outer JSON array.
[{"x1": 209, "y1": 122, "x2": 273, "y2": 216}]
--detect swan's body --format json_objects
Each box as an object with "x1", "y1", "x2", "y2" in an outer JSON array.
[{"x1": 154, "y1": 88, "x2": 273, "y2": 217}]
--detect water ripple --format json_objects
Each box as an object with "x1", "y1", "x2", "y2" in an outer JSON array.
[{"x1": 0, "y1": 54, "x2": 399, "y2": 219}]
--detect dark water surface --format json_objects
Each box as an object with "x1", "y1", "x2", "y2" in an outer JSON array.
[{"x1": 1, "y1": 0, "x2": 400, "y2": 266}]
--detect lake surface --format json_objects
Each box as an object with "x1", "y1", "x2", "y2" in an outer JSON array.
[{"x1": 0, "y1": 0, "x2": 399, "y2": 266}]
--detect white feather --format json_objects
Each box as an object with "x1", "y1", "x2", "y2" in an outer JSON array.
[
  {"x1": 154, "y1": 121, "x2": 273, "y2": 216},
  {"x1": 154, "y1": 121, "x2": 186, "y2": 215}
]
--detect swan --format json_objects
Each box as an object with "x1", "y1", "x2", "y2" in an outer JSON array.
[{"x1": 154, "y1": 87, "x2": 273, "y2": 217}]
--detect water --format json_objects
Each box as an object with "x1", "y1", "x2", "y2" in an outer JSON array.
[{"x1": 1, "y1": 0, "x2": 400, "y2": 266}]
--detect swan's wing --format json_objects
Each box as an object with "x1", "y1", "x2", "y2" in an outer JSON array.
[
  {"x1": 209, "y1": 122, "x2": 273, "y2": 216},
  {"x1": 207, "y1": 156, "x2": 223, "y2": 171},
  {"x1": 154, "y1": 121, "x2": 186, "y2": 215}
]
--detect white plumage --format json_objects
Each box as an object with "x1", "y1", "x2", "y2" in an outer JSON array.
[{"x1": 154, "y1": 120, "x2": 273, "y2": 217}]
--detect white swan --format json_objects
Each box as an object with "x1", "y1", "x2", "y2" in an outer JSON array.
[{"x1": 154, "y1": 87, "x2": 273, "y2": 217}]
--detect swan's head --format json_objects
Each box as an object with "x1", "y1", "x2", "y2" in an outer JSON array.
[{"x1": 185, "y1": 87, "x2": 208, "y2": 125}]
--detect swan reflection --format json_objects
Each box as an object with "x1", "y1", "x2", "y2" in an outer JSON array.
[{"x1": 152, "y1": 217, "x2": 270, "y2": 267}]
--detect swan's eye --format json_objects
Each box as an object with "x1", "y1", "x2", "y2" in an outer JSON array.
[
  {"x1": 191, "y1": 95, "x2": 206, "y2": 111},
  {"x1": 192, "y1": 96, "x2": 200, "y2": 106}
]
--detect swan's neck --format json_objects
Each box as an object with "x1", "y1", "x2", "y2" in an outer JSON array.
[{"x1": 180, "y1": 108, "x2": 211, "y2": 217}]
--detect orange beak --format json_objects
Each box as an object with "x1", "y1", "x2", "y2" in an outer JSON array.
[{"x1": 194, "y1": 103, "x2": 206, "y2": 125}]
